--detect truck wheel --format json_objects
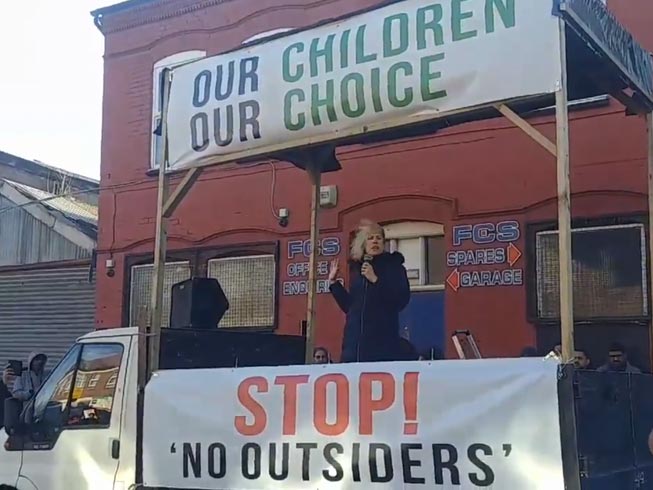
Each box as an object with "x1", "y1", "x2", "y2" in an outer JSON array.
[{"x1": 0, "y1": 485, "x2": 18, "y2": 490}]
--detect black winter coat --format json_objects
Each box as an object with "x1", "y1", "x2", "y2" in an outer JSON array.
[
  {"x1": 330, "y1": 252, "x2": 410, "y2": 362},
  {"x1": 0, "y1": 380, "x2": 11, "y2": 427}
]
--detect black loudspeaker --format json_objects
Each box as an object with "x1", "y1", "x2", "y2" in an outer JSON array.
[
  {"x1": 170, "y1": 278, "x2": 229, "y2": 329},
  {"x1": 159, "y1": 329, "x2": 306, "y2": 369}
]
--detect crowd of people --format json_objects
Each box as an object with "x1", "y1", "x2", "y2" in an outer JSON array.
[{"x1": 522, "y1": 342, "x2": 642, "y2": 373}]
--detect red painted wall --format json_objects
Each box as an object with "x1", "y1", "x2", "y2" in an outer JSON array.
[{"x1": 95, "y1": 0, "x2": 653, "y2": 360}]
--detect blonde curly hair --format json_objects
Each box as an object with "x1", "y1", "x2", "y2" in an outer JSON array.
[{"x1": 350, "y1": 219, "x2": 385, "y2": 261}]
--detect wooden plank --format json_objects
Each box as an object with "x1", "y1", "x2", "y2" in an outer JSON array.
[
  {"x1": 647, "y1": 112, "x2": 653, "y2": 367},
  {"x1": 496, "y1": 104, "x2": 557, "y2": 157},
  {"x1": 163, "y1": 167, "x2": 203, "y2": 218},
  {"x1": 556, "y1": 19, "x2": 575, "y2": 363},
  {"x1": 148, "y1": 69, "x2": 172, "y2": 375},
  {"x1": 304, "y1": 163, "x2": 322, "y2": 364}
]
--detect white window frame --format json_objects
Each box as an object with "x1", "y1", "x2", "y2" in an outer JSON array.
[
  {"x1": 151, "y1": 51, "x2": 207, "y2": 169},
  {"x1": 535, "y1": 223, "x2": 648, "y2": 318},
  {"x1": 384, "y1": 222, "x2": 445, "y2": 292}
]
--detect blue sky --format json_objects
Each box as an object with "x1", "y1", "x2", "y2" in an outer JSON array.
[{"x1": 0, "y1": 1, "x2": 117, "y2": 179}]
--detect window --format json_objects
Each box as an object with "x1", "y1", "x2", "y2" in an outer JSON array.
[
  {"x1": 32, "y1": 344, "x2": 81, "y2": 428},
  {"x1": 88, "y1": 374, "x2": 100, "y2": 388},
  {"x1": 30, "y1": 343, "x2": 124, "y2": 432},
  {"x1": 129, "y1": 261, "x2": 191, "y2": 327},
  {"x1": 208, "y1": 255, "x2": 276, "y2": 328},
  {"x1": 106, "y1": 374, "x2": 118, "y2": 389},
  {"x1": 535, "y1": 223, "x2": 647, "y2": 319},
  {"x1": 384, "y1": 222, "x2": 445, "y2": 289},
  {"x1": 65, "y1": 344, "x2": 123, "y2": 428},
  {"x1": 152, "y1": 51, "x2": 206, "y2": 169}
]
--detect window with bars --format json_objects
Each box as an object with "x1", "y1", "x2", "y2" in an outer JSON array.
[
  {"x1": 208, "y1": 255, "x2": 276, "y2": 328},
  {"x1": 535, "y1": 224, "x2": 647, "y2": 320},
  {"x1": 129, "y1": 261, "x2": 191, "y2": 327}
]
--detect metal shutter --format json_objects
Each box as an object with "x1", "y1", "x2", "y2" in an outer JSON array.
[{"x1": 0, "y1": 264, "x2": 95, "y2": 370}]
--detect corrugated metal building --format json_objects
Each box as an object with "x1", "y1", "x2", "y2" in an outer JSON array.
[{"x1": 0, "y1": 165, "x2": 98, "y2": 370}]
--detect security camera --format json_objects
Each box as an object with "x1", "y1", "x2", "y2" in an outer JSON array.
[
  {"x1": 106, "y1": 258, "x2": 116, "y2": 278},
  {"x1": 278, "y1": 208, "x2": 289, "y2": 228}
]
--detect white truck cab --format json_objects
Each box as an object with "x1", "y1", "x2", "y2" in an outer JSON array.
[{"x1": 1, "y1": 328, "x2": 139, "y2": 490}]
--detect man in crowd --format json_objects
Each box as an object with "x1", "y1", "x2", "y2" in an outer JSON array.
[
  {"x1": 12, "y1": 352, "x2": 48, "y2": 402},
  {"x1": 574, "y1": 348, "x2": 592, "y2": 370},
  {"x1": 312, "y1": 347, "x2": 331, "y2": 364},
  {"x1": 598, "y1": 342, "x2": 641, "y2": 374}
]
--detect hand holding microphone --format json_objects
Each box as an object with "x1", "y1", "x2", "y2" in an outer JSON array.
[{"x1": 361, "y1": 255, "x2": 378, "y2": 283}]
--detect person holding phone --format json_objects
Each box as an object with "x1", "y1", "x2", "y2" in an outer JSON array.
[{"x1": 12, "y1": 352, "x2": 48, "y2": 402}]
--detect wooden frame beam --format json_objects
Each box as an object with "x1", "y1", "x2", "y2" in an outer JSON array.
[
  {"x1": 305, "y1": 162, "x2": 322, "y2": 364},
  {"x1": 496, "y1": 19, "x2": 574, "y2": 363},
  {"x1": 148, "y1": 69, "x2": 173, "y2": 375},
  {"x1": 555, "y1": 17, "x2": 575, "y2": 363},
  {"x1": 163, "y1": 167, "x2": 203, "y2": 218},
  {"x1": 495, "y1": 104, "x2": 557, "y2": 157}
]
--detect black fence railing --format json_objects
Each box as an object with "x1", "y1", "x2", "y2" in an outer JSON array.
[{"x1": 560, "y1": 368, "x2": 653, "y2": 489}]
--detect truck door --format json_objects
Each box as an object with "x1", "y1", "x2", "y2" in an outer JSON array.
[
  {"x1": 0, "y1": 433, "x2": 21, "y2": 488},
  {"x1": 17, "y1": 338, "x2": 131, "y2": 490}
]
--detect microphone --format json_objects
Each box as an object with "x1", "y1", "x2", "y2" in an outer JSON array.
[{"x1": 362, "y1": 254, "x2": 373, "y2": 284}]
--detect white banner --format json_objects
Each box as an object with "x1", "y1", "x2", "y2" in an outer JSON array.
[
  {"x1": 166, "y1": 0, "x2": 561, "y2": 170},
  {"x1": 143, "y1": 359, "x2": 565, "y2": 489}
]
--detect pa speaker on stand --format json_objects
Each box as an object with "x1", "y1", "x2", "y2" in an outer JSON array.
[{"x1": 169, "y1": 277, "x2": 229, "y2": 329}]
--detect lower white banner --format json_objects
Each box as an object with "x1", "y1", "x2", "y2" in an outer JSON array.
[{"x1": 143, "y1": 358, "x2": 565, "y2": 489}]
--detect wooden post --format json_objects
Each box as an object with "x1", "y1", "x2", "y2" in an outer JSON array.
[
  {"x1": 305, "y1": 161, "x2": 322, "y2": 364},
  {"x1": 555, "y1": 18, "x2": 575, "y2": 362},
  {"x1": 148, "y1": 68, "x2": 172, "y2": 376},
  {"x1": 135, "y1": 306, "x2": 148, "y2": 485},
  {"x1": 647, "y1": 112, "x2": 653, "y2": 365}
]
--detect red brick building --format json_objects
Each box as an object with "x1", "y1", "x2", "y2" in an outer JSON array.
[{"x1": 92, "y1": 0, "x2": 653, "y2": 369}]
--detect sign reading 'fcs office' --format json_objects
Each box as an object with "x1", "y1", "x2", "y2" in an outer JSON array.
[{"x1": 165, "y1": 0, "x2": 560, "y2": 170}]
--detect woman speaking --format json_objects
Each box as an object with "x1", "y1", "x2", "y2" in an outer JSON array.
[{"x1": 328, "y1": 220, "x2": 410, "y2": 362}]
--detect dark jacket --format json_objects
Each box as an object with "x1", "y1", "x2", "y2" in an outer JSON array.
[
  {"x1": 0, "y1": 380, "x2": 11, "y2": 427},
  {"x1": 330, "y1": 252, "x2": 410, "y2": 362}
]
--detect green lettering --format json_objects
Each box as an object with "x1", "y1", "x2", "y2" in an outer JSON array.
[
  {"x1": 383, "y1": 13, "x2": 409, "y2": 58},
  {"x1": 284, "y1": 89, "x2": 306, "y2": 131},
  {"x1": 485, "y1": 0, "x2": 515, "y2": 33},
  {"x1": 311, "y1": 80, "x2": 337, "y2": 126},
  {"x1": 340, "y1": 29, "x2": 351, "y2": 69},
  {"x1": 371, "y1": 67, "x2": 383, "y2": 113},
  {"x1": 310, "y1": 34, "x2": 336, "y2": 77},
  {"x1": 341, "y1": 73, "x2": 366, "y2": 118},
  {"x1": 283, "y1": 43, "x2": 304, "y2": 83},
  {"x1": 388, "y1": 62, "x2": 413, "y2": 108},
  {"x1": 420, "y1": 54, "x2": 447, "y2": 101},
  {"x1": 452, "y1": 0, "x2": 477, "y2": 41},
  {"x1": 355, "y1": 25, "x2": 377, "y2": 64},
  {"x1": 417, "y1": 4, "x2": 444, "y2": 49}
]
